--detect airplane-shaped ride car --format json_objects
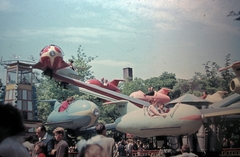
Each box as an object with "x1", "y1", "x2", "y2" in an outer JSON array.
[
  {"x1": 33, "y1": 45, "x2": 240, "y2": 137},
  {"x1": 86, "y1": 78, "x2": 123, "y2": 92},
  {"x1": 219, "y1": 61, "x2": 240, "y2": 94},
  {"x1": 39, "y1": 99, "x2": 100, "y2": 134},
  {"x1": 130, "y1": 88, "x2": 171, "y2": 104}
]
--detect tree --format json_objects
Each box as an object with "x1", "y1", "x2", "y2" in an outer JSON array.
[
  {"x1": 144, "y1": 72, "x2": 177, "y2": 90},
  {"x1": 171, "y1": 54, "x2": 235, "y2": 98},
  {"x1": 68, "y1": 45, "x2": 97, "y2": 81},
  {"x1": 120, "y1": 72, "x2": 177, "y2": 100},
  {"x1": 120, "y1": 77, "x2": 146, "y2": 96},
  {"x1": 219, "y1": 54, "x2": 235, "y2": 93}
]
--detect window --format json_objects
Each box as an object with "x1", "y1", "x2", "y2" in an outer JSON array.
[
  {"x1": 28, "y1": 101, "x2": 32, "y2": 111},
  {"x1": 5, "y1": 90, "x2": 9, "y2": 100},
  {"x1": 17, "y1": 100, "x2": 22, "y2": 110},
  {"x1": 22, "y1": 90, "x2": 27, "y2": 100},
  {"x1": 27, "y1": 91, "x2": 32, "y2": 100},
  {"x1": 28, "y1": 112, "x2": 33, "y2": 120},
  {"x1": 9, "y1": 90, "x2": 13, "y2": 100},
  {"x1": 18, "y1": 89, "x2": 22, "y2": 99},
  {"x1": 22, "y1": 101, "x2": 27, "y2": 110}
]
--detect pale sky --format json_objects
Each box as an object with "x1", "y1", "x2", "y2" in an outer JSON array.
[{"x1": 0, "y1": 0, "x2": 239, "y2": 84}]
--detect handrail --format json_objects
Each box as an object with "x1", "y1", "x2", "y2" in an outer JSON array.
[{"x1": 221, "y1": 148, "x2": 240, "y2": 156}]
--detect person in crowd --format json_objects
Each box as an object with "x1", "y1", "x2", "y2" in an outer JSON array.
[
  {"x1": 23, "y1": 135, "x2": 34, "y2": 156},
  {"x1": 68, "y1": 59, "x2": 75, "y2": 70},
  {"x1": 132, "y1": 140, "x2": 138, "y2": 151},
  {"x1": 103, "y1": 79, "x2": 108, "y2": 86},
  {"x1": 229, "y1": 139, "x2": 236, "y2": 148},
  {"x1": 138, "y1": 142, "x2": 144, "y2": 151},
  {"x1": 200, "y1": 91, "x2": 208, "y2": 99},
  {"x1": 0, "y1": 103, "x2": 31, "y2": 157},
  {"x1": 89, "y1": 123, "x2": 118, "y2": 157},
  {"x1": 101, "y1": 78, "x2": 105, "y2": 84},
  {"x1": 78, "y1": 142, "x2": 108, "y2": 157},
  {"x1": 126, "y1": 139, "x2": 133, "y2": 157},
  {"x1": 157, "y1": 103, "x2": 166, "y2": 114},
  {"x1": 144, "y1": 87, "x2": 155, "y2": 96},
  {"x1": 148, "y1": 98, "x2": 166, "y2": 117},
  {"x1": 148, "y1": 140, "x2": 154, "y2": 150},
  {"x1": 34, "y1": 142, "x2": 46, "y2": 157},
  {"x1": 59, "y1": 96, "x2": 75, "y2": 112},
  {"x1": 51, "y1": 127, "x2": 69, "y2": 157},
  {"x1": 35, "y1": 126, "x2": 54, "y2": 157},
  {"x1": 22, "y1": 77, "x2": 28, "y2": 84},
  {"x1": 118, "y1": 141, "x2": 126, "y2": 157},
  {"x1": 222, "y1": 138, "x2": 229, "y2": 148},
  {"x1": 174, "y1": 144, "x2": 198, "y2": 157}
]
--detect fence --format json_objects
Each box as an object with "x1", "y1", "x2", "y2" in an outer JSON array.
[
  {"x1": 221, "y1": 148, "x2": 240, "y2": 156},
  {"x1": 132, "y1": 150, "x2": 163, "y2": 157}
]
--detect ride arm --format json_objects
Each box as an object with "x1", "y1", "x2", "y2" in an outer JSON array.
[{"x1": 201, "y1": 106, "x2": 240, "y2": 118}]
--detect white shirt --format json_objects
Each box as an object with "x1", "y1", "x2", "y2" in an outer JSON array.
[
  {"x1": 0, "y1": 136, "x2": 31, "y2": 157},
  {"x1": 39, "y1": 132, "x2": 48, "y2": 141}
]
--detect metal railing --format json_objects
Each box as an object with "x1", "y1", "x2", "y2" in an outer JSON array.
[{"x1": 221, "y1": 148, "x2": 240, "y2": 156}]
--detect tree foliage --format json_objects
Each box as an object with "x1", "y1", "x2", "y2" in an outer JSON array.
[
  {"x1": 120, "y1": 72, "x2": 177, "y2": 99},
  {"x1": 171, "y1": 54, "x2": 235, "y2": 98}
]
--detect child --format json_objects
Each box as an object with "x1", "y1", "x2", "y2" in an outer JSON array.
[{"x1": 34, "y1": 142, "x2": 46, "y2": 157}]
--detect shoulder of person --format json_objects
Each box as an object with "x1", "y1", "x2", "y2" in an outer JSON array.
[
  {"x1": 47, "y1": 134, "x2": 53, "y2": 138},
  {"x1": 0, "y1": 137, "x2": 31, "y2": 157},
  {"x1": 106, "y1": 137, "x2": 115, "y2": 142},
  {"x1": 59, "y1": 140, "x2": 68, "y2": 146},
  {"x1": 91, "y1": 134, "x2": 103, "y2": 140}
]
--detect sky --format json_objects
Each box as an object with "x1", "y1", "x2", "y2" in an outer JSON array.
[{"x1": 0, "y1": 0, "x2": 240, "y2": 84}]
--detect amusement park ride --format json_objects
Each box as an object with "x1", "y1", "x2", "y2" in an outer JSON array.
[
  {"x1": 86, "y1": 78, "x2": 124, "y2": 92},
  {"x1": 40, "y1": 99, "x2": 100, "y2": 131},
  {"x1": 33, "y1": 45, "x2": 240, "y2": 138},
  {"x1": 219, "y1": 60, "x2": 240, "y2": 95},
  {"x1": 130, "y1": 88, "x2": 171, "y2": 104}
]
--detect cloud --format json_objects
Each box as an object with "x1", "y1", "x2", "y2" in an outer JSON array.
[
  {"x1": 2, "y1": 26, "x2": 135, "y2": 42},
  {"x1": 0, "y1": 0, "x2": 13, "y2": 12},
  {"x1": 91, "y1": 59, "x2": 134, "y2": 67},
  {"x1": 0, "y1": 0, "x2": 22, "y2": 12}
]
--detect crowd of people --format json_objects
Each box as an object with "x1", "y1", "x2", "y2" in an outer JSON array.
[
  {"x1": 0, "y1": 101, "x2": 197, "y2": 157},
  {"x1": 1, "y1": 99, "x2": 238, "y2": 157},
  {"x1": 0, "y1": 103, "x2": 119, "y2": 157},
  {"x1": 222, "y1": 137, "x2": 238, "y2": 148}
]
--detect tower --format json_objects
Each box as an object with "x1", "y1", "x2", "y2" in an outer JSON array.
[
  {"x1": 0, "y1": 58, "x2": 41, "y2": 130},
  {"x1": 0, "y1": 79, "x2": 5, "y2": 104},
  {"x1": 123, "y1": 67, "x2": 133, "y2": 81}
]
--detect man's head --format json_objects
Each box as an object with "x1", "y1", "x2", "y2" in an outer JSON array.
[
  {"x1": 53, "y1": 127, "x2": 65, "y2": 141},
  {"x1": 68, "y1": 59, "x2": 74, "y2": 63},
  {"x1": 0, "y1": 104, "x2": 25, "y2": 138},
  {"x1": 148, "y1": 87, "x2": 153, "y2": 91},
  {"x1": 95, "y1": 123, "x2": 106, "y2": 135},
  {"x1": 36, "y1": 126, "x2": 47, "y2": 138},
  {"x1": 181, "y1": 144, "x2": 190, "y2": 153}
]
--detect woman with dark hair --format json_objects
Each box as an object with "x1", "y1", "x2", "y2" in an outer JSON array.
[
  {"x1": 34, "y1": 142, "x2": 46, "y2": 157},
  {"x1": 0, "y1": 103, "x2": 31, "y2": 157}
]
